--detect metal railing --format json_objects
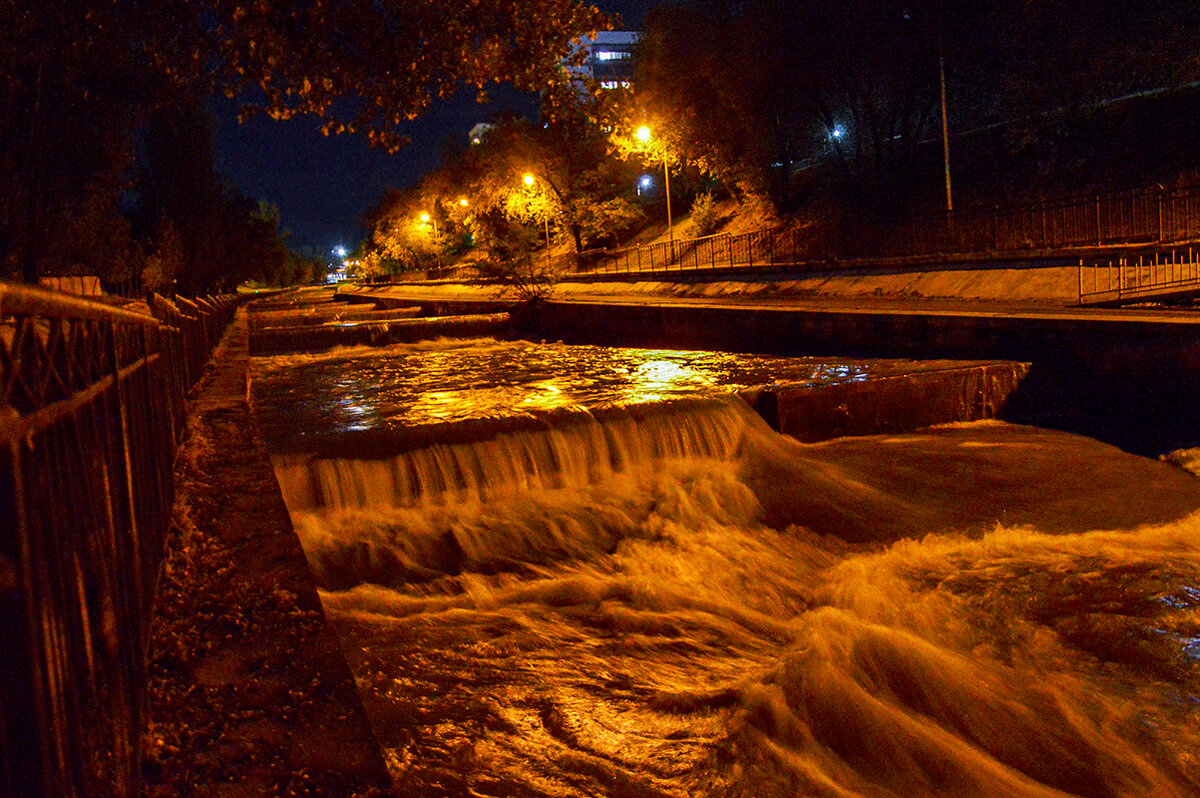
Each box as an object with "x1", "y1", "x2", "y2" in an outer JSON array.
[
  {"x1": 1, "y1": 284, "x2": 236, "y2": 798},
  {"x1": 582, "y1": 181, "x2": 1200, "y2": 276},
  {"x1": 1078, "y1": 245, "x2": 1200, "y2": 304},
  {"x1": 590, "y1": 227, "x2": 826, "y2": 275}
]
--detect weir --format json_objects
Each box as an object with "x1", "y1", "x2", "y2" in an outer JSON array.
[
  {"x1": 272, "y1": 399, "x2": 750, "y2": 513},
  {"x1": 249, "y1": 310, "x2": 513, "y2": 354}
]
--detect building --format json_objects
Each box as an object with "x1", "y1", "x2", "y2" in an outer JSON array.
[
  {"x1": 468, "y1": 122, "x2": 494, "y2": 146},
  {"x1": 571, "y1": 31, "x2": 639, "y2": 91}
]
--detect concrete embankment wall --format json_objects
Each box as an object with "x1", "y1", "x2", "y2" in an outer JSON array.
[
  {"x1": 249, "y1": 311, "x2": 513, "y2": 355},
  {"x1": 746, "y1": 363, "x2": 1030, "y2": 443},
  {"x1": 517, "y1": 300, "x2": 1200, "y2": 456}
]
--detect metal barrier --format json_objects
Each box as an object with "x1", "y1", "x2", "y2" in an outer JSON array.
[
  {"x1": 1078, "y1": 245, "x2": 1200, "y2": 304},
  {"x1": 0, "y1": 284, "x2": 236, "y2": 798},
  {"x1": 583, "y1": 181, "x2": 1200, "y2": 276}
]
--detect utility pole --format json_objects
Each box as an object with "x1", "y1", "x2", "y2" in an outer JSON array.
[{"x1": 939, "y1": 33, "x2": 954, "y2": 227}]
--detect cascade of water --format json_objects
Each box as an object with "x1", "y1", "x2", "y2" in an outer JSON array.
[
  {"x1": 251, "y1": 336, "x2": 1200, "y2": 797},
  {"x1": 272, "y1": 396, "x2": 760, "y2": 514}
]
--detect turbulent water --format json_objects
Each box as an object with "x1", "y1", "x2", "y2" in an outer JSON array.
[{"x1": 250, "y1": 337, "x2": 1200, "y2": 798}]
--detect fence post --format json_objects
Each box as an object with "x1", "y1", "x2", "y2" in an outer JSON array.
[{"x1": 1152, "y1": 187, "x2": 1161, "y2": 242}]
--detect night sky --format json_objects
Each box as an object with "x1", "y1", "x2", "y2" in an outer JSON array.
[{"x1": 212, "y1": 0, "x2": 659, "y2": 256}]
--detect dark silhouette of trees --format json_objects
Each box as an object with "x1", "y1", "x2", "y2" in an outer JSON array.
[
  {"x1": 1, "y1": 0, "x2": 607, "y2": 287},
  {"x1": 634, "y1": 0, "x2": 1200, "y2": 215}
]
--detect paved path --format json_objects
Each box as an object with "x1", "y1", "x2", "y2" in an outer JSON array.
[{"x1": 143, "y1": 309, "x2": 396, "y2": 797}]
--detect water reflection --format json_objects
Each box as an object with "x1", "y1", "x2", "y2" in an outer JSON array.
[
  {"x1": 626, "y1": 356, "x2": 719, "y2": 403},
  {"x1": 251, "y1": 339, "x2": 886, "y2": 453}
]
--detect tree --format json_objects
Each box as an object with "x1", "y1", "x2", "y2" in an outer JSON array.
[
  {"x1": 361, "y1": 102, "x2": 646, "y2": 297},
  {"x1": 1, "y1": 0, "x2": 608, "y2": 283},
  {"x1": 142, "y1": 219, "x2": 183, "y2": 297},
  {"x1": 637, "y1": 0, "x2": 967, "y2": 211}
]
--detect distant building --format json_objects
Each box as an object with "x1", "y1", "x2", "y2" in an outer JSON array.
[
  {"x1": 468, "y1": 122, "x2": 494, "y2": 146},
  {"x1": 570, "y1": 31, "x2": 639, "y2": 91},
  {"x1": 466, "y1": 31, "x2": 640, "y2": 143}
]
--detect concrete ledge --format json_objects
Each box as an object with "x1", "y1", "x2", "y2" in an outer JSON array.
[
  {"x1": 523, "y1": 299, "x2": 1200, "y2": 455},
  {"x1": 744, "y1": 362, "x2": 1030, "y2": 442},
  {"x1": 144, "y1": 311, "x2": 395, "y2": 796},
  {"x1": 248, "y1": 311, "x2": 514, "y2": 355}
]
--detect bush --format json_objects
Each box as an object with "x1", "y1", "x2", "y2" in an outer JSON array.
[{"x1": 690, "y1": 192, "x2": 721, "y2": 237}]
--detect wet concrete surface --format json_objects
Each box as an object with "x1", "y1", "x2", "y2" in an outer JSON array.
[{"x1": 143, "y1": 310, "x2": 396, "y2": 797}]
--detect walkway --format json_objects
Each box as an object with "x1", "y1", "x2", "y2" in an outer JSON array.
[{"x1": 143, "y1": 310, "x2": 396, "y2": 797}]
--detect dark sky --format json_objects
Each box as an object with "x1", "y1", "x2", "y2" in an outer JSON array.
[{"x1": 212, "y1": 0, "x2": 659, "y2": 256}]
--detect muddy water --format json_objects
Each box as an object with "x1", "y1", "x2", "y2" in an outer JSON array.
[{"x1": 250, "y1": 338, "x2": 1200, "y2": 797}]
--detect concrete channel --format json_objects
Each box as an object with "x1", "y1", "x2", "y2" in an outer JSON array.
[{"x1": 339, "y1": 283, "x2": 1200, "y2": 456}]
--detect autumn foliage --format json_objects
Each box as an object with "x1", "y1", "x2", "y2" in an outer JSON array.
[{"x1": 0, "y1": 0, "x2": 606, "y2": 288}]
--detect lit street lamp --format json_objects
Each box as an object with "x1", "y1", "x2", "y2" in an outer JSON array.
[
  {"x1": 419, "y1": 211, "x2": 441, "y2": 268},
  {"x1": 636, "y1": 125, "x2": 672, "y2": 245},
  {"x1": 419, "y1": 211, "x2": 438, "y2": 240},
  {"x1": 522, "y1": 173, "x2": 552, "y2": 267}
]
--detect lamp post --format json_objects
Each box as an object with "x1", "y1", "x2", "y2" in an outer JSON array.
[
  {"x1": 937, "y1": 30, "x2": 953, "y2": 241},
  {"x1": 636, "y1": 125, "x2": 672, "y2": 246},
  {"x1": 523, "y1": 173, "x2": 552, "y2": 267},
  {"x1": 419, "y1": 211, "x2": 438, "y2": 240},
  {"x1": 420, "y1": 211, "x2": 440, "y2": 267}
]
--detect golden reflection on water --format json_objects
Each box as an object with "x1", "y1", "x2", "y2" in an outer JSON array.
[
  {"x1": 252, "y1": 340, "x2": 879, "y2": 449},
  {"x1": 625, "y1": 356, "x2": 720, "y2": 404}
]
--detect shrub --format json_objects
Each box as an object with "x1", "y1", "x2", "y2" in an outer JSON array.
[{"x1": 690, "y1": 192, "x2": 721, "y2": 237}]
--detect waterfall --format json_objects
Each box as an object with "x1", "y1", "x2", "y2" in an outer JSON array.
[{"x1": 272, "y1": 396, "x2": 760, "y2": 514}]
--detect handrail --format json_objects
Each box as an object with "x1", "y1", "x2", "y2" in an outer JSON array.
[
  {"x1": 1, "y1": 282, "x2": 239, "y2": 798},
  {"x1": 582, "y1": 180, "x2": 1200, "y2": 276}
]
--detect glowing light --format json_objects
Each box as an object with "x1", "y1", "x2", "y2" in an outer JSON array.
[
  {"x1": 523, "y1": 173, "x2": 535, "y2": 187},
  {"x1": 333, "y1": 245, "x2": 347, "y2": 258},
  {"x1": 636, "y1": 125, "x2": 651, "y2": 142},
  {"x1": 623, "y1": 355, "x2": 716, "y2": 403},
  {"x1": 420, "y1": 212, "x2": 431, "y2": 222},
  {"x1": 640, "y1": 175, "x2": 652, "y2": 189},
  {"x1": 459, "y1": 198, "x2": 469, "y2": 207},
  {"x1": 829, "y1": 125, "x2": 846, "y2": 140}
]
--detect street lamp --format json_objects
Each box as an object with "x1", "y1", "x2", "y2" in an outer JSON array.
[
  {"x1": 419, "y1": 211, "x2": 438, "y2": 240},
  {"x1": 419, "y1": 211, "x2": 441, "y2": 268},
  {"x1": 522, "y1": 173, "x2": 552, "y2": 266},
  {"x1": 636, "y1": 125, "x2": 672, "y2": 245}
]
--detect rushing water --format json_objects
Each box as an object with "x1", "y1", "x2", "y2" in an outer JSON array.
[{"x1": 251, "y1": 337, "x2": 1200, "y2": 798}]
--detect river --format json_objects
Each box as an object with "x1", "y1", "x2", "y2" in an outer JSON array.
[{"x1": 250, "y1": 336, "x2": 1200, "y2": 797}]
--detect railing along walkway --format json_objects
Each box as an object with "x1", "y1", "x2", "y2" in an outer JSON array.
[
  {"x1": 1078, "y1": 245, "x2": 1200, "y2": 305},
  {"x1": 1, "y1": 284, "x2": 236, "y2": 798},
  {"x1": 585, "y1": 182, "x2": 1200, "y2": 280}
]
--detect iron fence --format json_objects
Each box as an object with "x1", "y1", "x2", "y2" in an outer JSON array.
[
  {"x1": 1, "y1": 284, "x2": 236, "y2": 798},
  {"x1": 1078, "y1": 245, "x2": 1200, "y2": 304},
  {"x1": 583, "y1": 181, "x2": 1200, "y2": 276}
]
